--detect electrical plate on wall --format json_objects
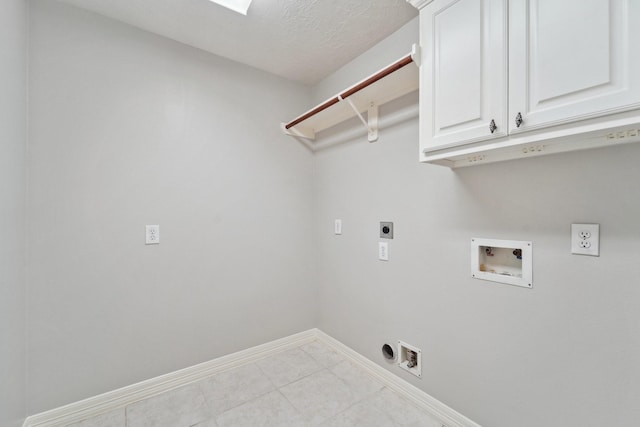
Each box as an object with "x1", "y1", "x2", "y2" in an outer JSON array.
[
  {"x1": 571, "y1": 223, "x2": 599, "y2": 256},
  {"x1": 145, "y1": 225, "x2": 160, "y2": 245}
]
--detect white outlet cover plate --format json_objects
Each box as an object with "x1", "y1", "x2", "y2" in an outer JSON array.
[
  {"x1": 146, "y1": 225, "x2": 160, "y2": 245},
  {"x1": 571, "y1": 223, "x2": 599, "y2": 256},
  {"x1": 378, "y1": 242, "x2": 388, "y2": 261}
]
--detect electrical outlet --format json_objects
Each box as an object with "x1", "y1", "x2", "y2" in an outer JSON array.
[
  {"x1": 145, "y1": 225, "x2": 160, "y2": 245},
  {"x1": 578, "y1": 230, "x2": 591, "y2": 239},
  {"x1": 579, "y1": 240, "x2": 591, "y2": 249},
  {"x1": 380, "y1": 221, "x2": 394, "y2": 239},
  {"x1": 571, "y1": 224, "x2": 599, "y2": 256},
  {"x1": 378, "y1": 242, "x2": 389, "y2": 261}
]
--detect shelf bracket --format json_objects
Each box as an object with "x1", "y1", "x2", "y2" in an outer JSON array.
[
  {"x1": 367, "y1": 102, "x2": 378, "y2": 143},
  {"x1": 338, "y1": 95, "x2": 379, "y2": 142},
  {"x1": 280, "y1": 122, "x2": 315, "y2": 140},
  {"x1": 411, "y1": 43, "x2": 421, "y2": 68}
]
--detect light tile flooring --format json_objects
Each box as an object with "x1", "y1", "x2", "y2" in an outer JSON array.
[{"x1": 67, "y1": 340, "x2": 441, "y2": 427}]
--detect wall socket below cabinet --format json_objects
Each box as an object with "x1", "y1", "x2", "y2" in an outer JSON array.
[{"x1": 571, "y1": 223, "x2": 599, "y2": 256}]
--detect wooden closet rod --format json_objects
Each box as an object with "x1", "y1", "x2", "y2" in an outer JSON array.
[{"x1": 285, "y1": 53, "x2": 414, "y2": 130}]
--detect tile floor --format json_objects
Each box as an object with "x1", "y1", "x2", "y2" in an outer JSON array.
[{"x1": 66, "y1": 340, "x2": 441, "y2": 427}]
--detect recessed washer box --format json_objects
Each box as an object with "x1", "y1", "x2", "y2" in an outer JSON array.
[
  {"x1": 471, "y1": 238, "x2": 532, "y2": 288},
  {"x1": 397, "y1": 341, "x2": 421, "y2": 378}
]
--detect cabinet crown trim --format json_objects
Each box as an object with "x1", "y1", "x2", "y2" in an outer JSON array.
[{"x1": 406, "y1": 0, "x2": 434, "y2": 10}]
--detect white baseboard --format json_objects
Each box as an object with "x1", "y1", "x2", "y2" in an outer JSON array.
[
  {"x1": 24, "y1": 329, "x2": 480, "y2": 427},
  {"x1": 315, "y1": 330, "x2": 481, "y2": 427},
  {"x1": 23, "y1": 330, "x2": 317, "y2": 427}
]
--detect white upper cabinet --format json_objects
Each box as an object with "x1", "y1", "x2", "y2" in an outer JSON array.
[
  {"x1": 509, "y1": 0, "x2": 640, "y2": 134},
  {"x1": 420, "y1": 0, "x2": 507, "y2": 152},
  {"x1": 410, "y1": 0, "x2": 640, "y2": 167}
]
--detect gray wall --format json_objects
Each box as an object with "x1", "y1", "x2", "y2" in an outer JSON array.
[
  {"x1": 23, "y1": 4, "x2": 640, "y2": 425},
  {"x1": 27, "y1": 1, "x2": 316, "y2": 413},
  {"x1": 314, "y1": 18, "x2": 640, "y2": 427},
  {"x1": 0, "y1": 0, "x2": 28, "y2": 425}
]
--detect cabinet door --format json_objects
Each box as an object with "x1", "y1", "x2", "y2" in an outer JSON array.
[
  {"x1": 509, "y1": 0, "x2": 640, "y2": 134},
  {"x1": 419, "y1": 0, "x2": 507, "y2": 154}
]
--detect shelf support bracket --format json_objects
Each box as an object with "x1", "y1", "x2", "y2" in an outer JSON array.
[
  {"x1": 338, "y1": 96, "x2": 379, "y2": 142},
  {"x1": 367, "y1": 102, "x2": 378, "y2": 143},
  {"x1": 280, "y1": 122, "x2": 315, "y2": 140},
  {"x1": 411, "y1": 43, "x2": 421, "y2": 68}
]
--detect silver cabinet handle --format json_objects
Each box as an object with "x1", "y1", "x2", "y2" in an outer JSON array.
[
  {"x1": 489, "y1": 119, "x2": 497, "y2": 134},
  {"x1": 515, "y1": 112, "x2": 523, "y2": 128}
]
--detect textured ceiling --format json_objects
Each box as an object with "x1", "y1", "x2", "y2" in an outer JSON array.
[{"x1": 55, "y1": 0, "x2": 418, "y2": 85}]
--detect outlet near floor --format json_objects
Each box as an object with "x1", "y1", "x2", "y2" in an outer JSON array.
[{"x1": 398, "y1": 341, "x2": 422, "y2": 378}]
